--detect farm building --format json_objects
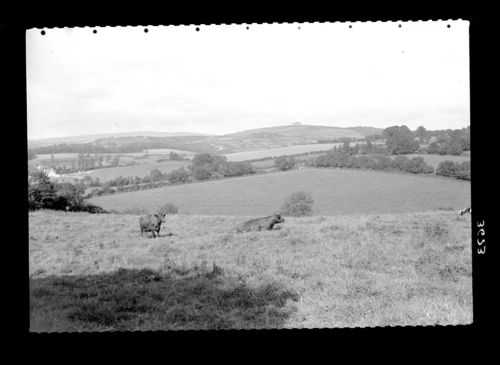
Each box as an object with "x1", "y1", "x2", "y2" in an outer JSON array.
[{"x1": 34, "y1": 164, "x2": 60, "y2": 178}]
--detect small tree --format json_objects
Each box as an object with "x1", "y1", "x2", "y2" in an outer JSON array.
[
  {"x1": 427, "y1": 141, "x2": 440, "y2": 154},
  {"x1": 436, "y1": 161, "x2": 458, "y2": 177},
  {"x1": 159, "y1": 203, "x2": 178, "y2": 215},
  {"x1": 191, "y1": 153, "x2": 228, "y2": 180},
  {"x1": 149, "y1": 168, "x2": 164, "y2": 182},
  {"x1": 281, "y1": 191, "x2": 314, "y2": 217},
  {"x1": 373, "y1": 155, "x2": 392, "y2": 170},
  {"x1": 224, "y1": 161, "x2": 255, "y2": 177},
  {"x1": 442, "y1": 140, "x2": 464, "y2": 156},
  {"x1": 356, "y1": 155, "x2": 377, "y2": 169},
  {"x1": 53, "y1": 182, "x2": 85, "y2": 211},
  {"x1": 169, "y1": 152, "x2": 182, "y2": 160},
  {"x1": 274, "y1": 156, "x2": 296, "y2": 171},
  {"x1": 382, "y1": 125, "x2": 419, "y2": 155},
  {"x1": 168, "y1": 167, "x2": 190, "y2": 183},
  {"x1": 406, "y1": 157, "x2": 434, "y2": 174},
  {"x1": 28, "y1": 170, "x2": 57, "y2": 210},
  {"x1": 391, "y1": 155, "x2": 411, "y2": 171},
  {"x1": 192, "y1": 165, "x2": 213, "y2": 180},
  {"x1": 455, "y1": 161, "x2": 471, "y2": 180},
  {"x1": 415, "y1": 126, "x2": 427, "y2": 142}
]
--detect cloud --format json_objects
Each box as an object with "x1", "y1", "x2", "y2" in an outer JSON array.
[{"x1": 26, "y1": 21, "x2": 470, "y2": 138}]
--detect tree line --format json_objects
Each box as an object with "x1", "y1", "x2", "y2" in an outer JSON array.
[
  {"x1": 28, "y1": 169, "x2": 106, "y2": 213},
  {"x1": 314, "y1": 142, "x2": 434, "y2": 174},
  {"x1": 369, "y1": 125, "x2": 470, "y2": 156},
  {"x1": 312, "y1": 142, "x2": 470, "y2": 180},
  {"x1": 84, "y1": 153, "x2": 257, "y2": 198},
  {"x1": 435, "y1": 160, "x2": 470, "y2": 180}
]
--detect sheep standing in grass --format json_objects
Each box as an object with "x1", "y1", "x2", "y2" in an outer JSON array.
[{"x1": 139, "y1": 212, "x2": 167, "y2": 238}]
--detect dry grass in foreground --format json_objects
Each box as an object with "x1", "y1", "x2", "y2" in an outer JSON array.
[{"x1": 29, "y1": 210, "x2": 472, "y2": 331}]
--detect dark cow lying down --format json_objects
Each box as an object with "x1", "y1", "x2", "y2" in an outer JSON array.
[
  {"x1": 235, "y1": 213, "x2": 285, "y2": 233},
  {"x1": 139, "y1": 211, "x2": 167, "y2": 238}
]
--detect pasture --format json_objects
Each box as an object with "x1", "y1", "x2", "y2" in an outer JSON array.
[
  {"x1": 90, "y1": 168, "x2": 471, "y2": 216},
  {"x1": 29, "y1": 210, "x2": 472, "y2": 331},
  {"x1": 32, "y1": 153, "x2": 80, "y2": 161},
  {"x1": 406, "y1": 154, "x2": 470, "y2": 169},
  {"x1": 67, "y1": 160, "x2": 191, "y2": 182},
  {"x1": 224, "y1": 143, "x2": 342, "y2": 162},
  {"x1": 145, "y1": 148, "x2": 195, "y2": 155}
]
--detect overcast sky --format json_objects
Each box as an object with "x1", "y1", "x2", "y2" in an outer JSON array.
[{"x1": 26, "y1": 20, "x2": 470, "y2": 139}]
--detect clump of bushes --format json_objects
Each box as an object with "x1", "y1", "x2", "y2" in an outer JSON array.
[
  {"x1": 159, "y1": 203, "x2": 179, "y2": 215},
  {"x1": 313, "y1": 147, "x2": 434, "y2": 175},
  {"x1": 423, "y1": 221, "x2": 449, "y2": 240},
  {"x1": 274, "y1": 156, "x2": 296, "y2": 171},
  {"x1": 382, "y1": 125, "x2": 420, "y2": 154},
  {"x1": 391, "y1": 155, "x2": 411, "y2": 171},
  {"x1": 190, "y1": 153, "x2": 256, "y2": 180},
  {"x1": 405, "y1": 157, "x2": 434, "y2": 174},
  {"x1": 28, "y1": 169, "x2": 107, "y2": 213},
  {"x1": 372, "y1": 155, "x2": 392, "y2": 170},
  {"x1": 281, "y1": 191, "x2": 314, "y2": 217},
  {"x1": 436, "y1": 161, "x2": 470, "y2": 180}
]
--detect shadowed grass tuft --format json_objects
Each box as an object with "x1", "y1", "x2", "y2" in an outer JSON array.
[
  {"x1": 29, "y1": 210, "x2": 472, "y2": 329},
  {"x1": 30, "y1": 265, "x2": 299, "y2": 332}
]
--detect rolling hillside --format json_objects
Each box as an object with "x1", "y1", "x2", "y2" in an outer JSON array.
[
  {"x1": 29, "y1": 209, "x2": 472, "y2": 330},
  {"x1": 29, "y1": 124, "x2": 372, "y2": 154},
  {"x1": 67, "y1": 160, "x2": 191, "y2": 182},
  {"x1": 224, "y1": 143, "x2": 342, "y2": 162},
  {"x1": 225, "y1": 124, "x2": 364, "y2": 139},
  {"x1": 90, "y1": 168, "x2": 471, "y2": 216},
  {"x1": 28, "y1": 131, "x2": 212, "y2": 148}
]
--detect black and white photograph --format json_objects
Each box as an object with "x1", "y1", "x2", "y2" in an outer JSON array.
[{"x1": 27, "y1": 20, "x2": 473, "y2": 332}]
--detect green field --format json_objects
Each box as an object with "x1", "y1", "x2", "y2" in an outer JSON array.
[
  {"x1": 251, "y1": 159, "x2": 277, "y2": 170},
  {"x1": 32, "y1": 153, "x2": 80, "y2": 161},
  {"x1": 90, "y1": 168, "x2": 470, "y2": 216},
  {"x1": 406, "y1": 154, "x2": 470, "y2": 169},
  {"x1": 30, "y1": 151, "x2": 192, "y2": 176},
  {"x1": 29, "y1": 210, "x2": 472, "y2": 331},
  {"x1": 224, "y1": 143, "x2": 342, "y2": 162},
  {"x1": 146, "y1": 148, "x2": 195, "y2": 155},
  {"x1": 67, "y1": 160, "x2": 191, "y2": 181},
  {"x1": 250, "y1": 152, "x2": 471, "y2": 173}
]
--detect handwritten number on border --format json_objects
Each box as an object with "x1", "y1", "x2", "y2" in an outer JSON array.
[{"x1": 477, "y1": 220, "x2": 486, "y2": 255}]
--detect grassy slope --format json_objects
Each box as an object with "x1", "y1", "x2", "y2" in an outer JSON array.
[
  {"x1": 224, "y1": 143, "x2": 342, "y2": 161},
  {"x1": 228, "y1": 124, "x2": 363, "y2": 139},
  {"x1": 69, "y1": 160, "x2": 191, "y2": 181},
  {"x1": 249, "y1": 152, "x2": 471, "y2": 171},
  {"x1": 29, "y1": 210, "x2": 472, "y2": 331},
  {"x1": 90, "y1": 168, "x2": 471, "y2": 215}
]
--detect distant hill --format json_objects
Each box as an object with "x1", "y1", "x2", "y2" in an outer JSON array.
[
  {"x1": 212, "y1": 124, "x2": 365, "y2": 152},
  {"x1": 347, "y1": 126, "x2": 384, "y2": 137},
  {"x1": 225, "y1": 124, "x2": 363, "y2": 140},
  {"x1": 28, "y1": 131, "x2": 213, "y2": 148},
  {"x1": 28, "y1": 124, "x2": 378, "y2": 155}
]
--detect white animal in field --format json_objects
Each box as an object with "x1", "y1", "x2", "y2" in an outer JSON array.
[{"x1": 459, "y1": 207, "x2": 471, "y2": 216}]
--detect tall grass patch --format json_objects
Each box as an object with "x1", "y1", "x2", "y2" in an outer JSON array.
[
  {"x1": 30, "y1": 210, "x2": 472, "y2": 330},
  {"x1": 30, "y1": 265, "x2": 299, "y2": 331}
]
